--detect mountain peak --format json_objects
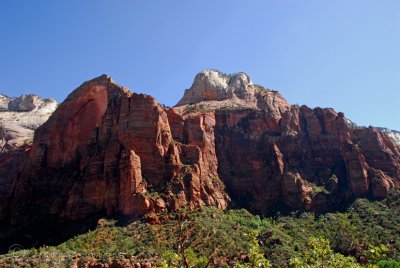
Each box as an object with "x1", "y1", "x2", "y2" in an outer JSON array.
[
  {"x1": 174, "y1": 70, "x2": 290, "y2": 118},
  {"x1": 0, "y1": 93, "x2": 57, "y2": 112},
  {"x1": 176, "y1": 70, "x2": 255, "y2": 106},
  {"x1": 1, "y1": 73, "x2": 400, "y2": 255},
  {"x1": 0, "y1": 93, "x2": 58, "y2": 151}
]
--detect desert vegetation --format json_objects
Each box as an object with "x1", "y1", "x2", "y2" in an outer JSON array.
[{"x1": 0, "y1": 191, "x2": 400, "y2": 267}]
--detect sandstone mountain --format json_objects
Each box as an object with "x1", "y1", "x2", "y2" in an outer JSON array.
[
  {"x1": 0, "y1": 94, "x2": 57, "y2": 152},
  {"x1": 0, "y1": 71, "x2": 399, "y2": 250}
]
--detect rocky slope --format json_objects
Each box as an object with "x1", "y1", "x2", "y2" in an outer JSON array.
[
  {"x1": 0, "y1": 71, "x2": 399, "y2": 250},
  {"x1": 175, "y1": 71, "x2": 400, "y2": 212},
  {"x1": 346, "y1": 120, "x2": 400, "y2": 147},
  {"x1": 0, "y1": 94, "x2": 57, "y2": 152},
  {"x1": 377, "y1": 128, "x2": 400, "y2": 146}
]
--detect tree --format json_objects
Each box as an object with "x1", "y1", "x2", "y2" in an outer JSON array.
[
  {"x1": 289, "y1": 237, "x2": 361, "y2": 268},
  {"x1": 236, "y1": 230, "x2": 271, "y2": 268}
]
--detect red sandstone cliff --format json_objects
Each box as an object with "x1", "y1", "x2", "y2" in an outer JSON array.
[
  {"x1": 0, "y1": 74, "x2": 229, "y2": 227},
  {"x1": 0, "y1": 71, "x2": 399, "y2": 241}
]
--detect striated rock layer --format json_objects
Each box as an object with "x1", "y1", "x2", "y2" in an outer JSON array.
[
  {"x1": 376, "y1": 127, "x2": 400, "y2": 146},
  {"x1": 0, "y1": 70, "x2": 400, "y2": 249},
  {"x1": 175, "y1": 70, "x2": 400, "y2": 212},
  {"x1": 0, "y1": 74, "x2": 229, "y2": 226}
]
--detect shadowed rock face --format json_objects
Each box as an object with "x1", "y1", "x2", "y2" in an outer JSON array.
[{"x1": 0, "y1": 71, "x2": 399, "y2": 248}]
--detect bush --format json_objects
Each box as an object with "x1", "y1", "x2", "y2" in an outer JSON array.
[
  {"x1": 378, "y1": 260, "x2": 400, "y2": 268},
  {"x1": 1, "y1": 192, "x2": 400, "y2": 267}
]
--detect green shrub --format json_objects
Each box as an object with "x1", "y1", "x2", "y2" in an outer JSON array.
[
  {"x1": 1, "y1": 191, "x2": 400, "y2": 267},
  {"x1": 378, "y1": 259, "x2": 400, "y2": 268}
]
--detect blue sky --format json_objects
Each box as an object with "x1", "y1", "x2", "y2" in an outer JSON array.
[{"x1": 0, "y1": 1, "x2": 399, "y2": 130}]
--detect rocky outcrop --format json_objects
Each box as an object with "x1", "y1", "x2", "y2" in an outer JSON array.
[
  {"x1": 210, "y1": 106, "x2": 399, "y2": 214},
  {"x1": 376, "y1": 127, "x2": 400, "y2": 146},
  {"x1": 175, "y1": 70, "x2": 290, "y2": 114},
  {"x1": 0, "y1": 75, "x2": 229, "y2": 227},
  {"x1": 0, "y1": 70, "x2": 399, "y2": 249},
  {"x1": 175, "y1": 70, "x2": 400, "y2": 213},
  {"x1": 0, "y1": 94, "x2": 9, "y2": 111},
  {"x1": 0, "y1": 94, "x2": 57, "y2": 152}
]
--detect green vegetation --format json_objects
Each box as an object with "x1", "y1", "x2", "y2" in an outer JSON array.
[
  {"x1": 289, "y1": 237, "x2": 361, "y2": 268},
  {"x1": 183, "y1": 103, "x2": 210, "y2": 114},
  {"x1": 182, "y1": 102, "x2": 248, "y2": 114},
  {"x1": 1, "y1": 191, "x2": 400, "y2": 267}
]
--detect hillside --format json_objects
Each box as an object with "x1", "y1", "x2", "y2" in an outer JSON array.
[
  {"x1": 1, "y1": 193, "x2": 400, "y2": 267},
  {"x1": 0, "y1": 71, "x2": 399, "y2": 267}
]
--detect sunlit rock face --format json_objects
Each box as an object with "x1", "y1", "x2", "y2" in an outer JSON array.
[
  {"x1": 176, "y1": 70, "x2": 256, "y2": 104},
  {"x1": 376, "y1": 128, "x2": 400, "y2": 146},
  {"x1": 0, "y1": 74, "x2": 229, "y2": 228},
  {"x1": 0, "y1": 71, "x2": 399, "y2": 250},
  {"x1": 176, "y1": 70, "x2": 290, "y2": 113},
  {"x1": 175, "y1": 70, "x2": 400, "y2": 213},
  {"x1": 0, "y1": 93, "x2": 57, "y2": 152}
]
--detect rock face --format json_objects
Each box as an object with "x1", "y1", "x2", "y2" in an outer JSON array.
[
  {"x1": 175, "y1": 71, "x2": 400, "y2": 212},
  {"x1": 0, "y1": 75, "x2": 228, "y2": 227},
  {"x1": 0, "y1": 70, "x2": 400, "y2": 249},
  {"x1": 175, "y1": 70, "x2": 290, "y2": 113},
  {"x1": 0, "y1": 94, "x2": 57, "y2": 152},
  {"x1": 376, "y1": 128, "x2": 400, "y2": 146}
]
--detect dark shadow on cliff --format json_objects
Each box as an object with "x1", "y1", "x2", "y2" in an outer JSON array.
[
  {"x1": 0, "y1": 193, "x2": 387, "y2": 255},
  {"x1": 0, "y1": 213, "x2": 104, "y2": 254}
]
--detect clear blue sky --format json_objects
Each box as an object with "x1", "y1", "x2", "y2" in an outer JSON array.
[{"x1": 1, "y1": 1, "x2": 399, "y2": 130}]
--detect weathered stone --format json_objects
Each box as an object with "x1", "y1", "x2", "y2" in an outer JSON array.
[
  {"x1": 0, "y1": 71, "x2": 399, "y2": 247},
  {"x1": 1, "y1": 74, "x2": 231, "y2": 228},
  {"x1": 0, "y1": 94, "x2": 57, "y2": 152}
]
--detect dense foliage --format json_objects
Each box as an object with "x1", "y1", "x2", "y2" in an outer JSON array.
[{"x1": 1, "y1": 191, "x2": 400, "y2": 267}]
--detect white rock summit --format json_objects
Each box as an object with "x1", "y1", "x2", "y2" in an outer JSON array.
[
  {"x1": 175, "y1": 70, "x2": 291, "y2": 117},
  {"x1": 176, "y1": 70, "x2": 256, "y2": 105},
  {"x1": 0, "y1": 94, "x2": 57, "y2": 152}
]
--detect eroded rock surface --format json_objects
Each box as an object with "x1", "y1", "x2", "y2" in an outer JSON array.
[
  {"x1": 175, "y1": 70, "x2": 400, "y2": 213},
  {"x1": 0, "y1": 75, "x2": 229, "y2": 227},
  {"x1": 0, "y1": 71, "x2": 399, "y2": 250},
  {"x1": 175, "y1": 70, "x2": 290, "y2": 114},
  {"x1": 377, "y1": 128, "x2": 400, "y2": 146},
  {"x1": 0, "y1": 94, "x2": 57, "y2": 152}
]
